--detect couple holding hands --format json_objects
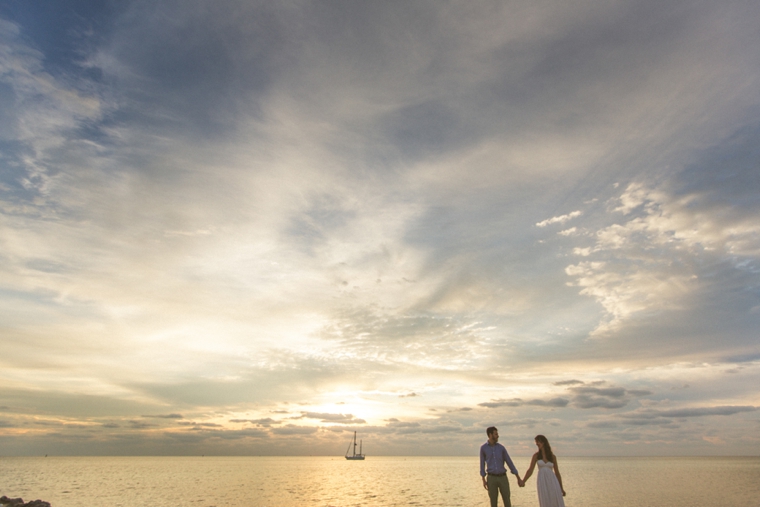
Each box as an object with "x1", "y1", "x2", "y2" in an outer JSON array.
[{"x1": 479, "y1": 426, "x2": 566, "y2": 507}]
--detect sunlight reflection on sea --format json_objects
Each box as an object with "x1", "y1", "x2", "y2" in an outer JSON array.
[{"x1": 1, "y1": 456, "x2": 759, "y2": 506}]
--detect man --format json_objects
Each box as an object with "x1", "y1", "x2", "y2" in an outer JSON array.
[{"x1": 480, "y1": 426, "x2": 523, "y2": 507}]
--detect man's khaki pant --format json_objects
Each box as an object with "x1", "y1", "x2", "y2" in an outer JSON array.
[{"x1": 487, "y1": 474, "x2": 511, "y2": 507}]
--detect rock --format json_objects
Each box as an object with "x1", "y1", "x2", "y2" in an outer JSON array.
[{"x1": 0, "y1": 496, "x2": 51, "y2": 507}]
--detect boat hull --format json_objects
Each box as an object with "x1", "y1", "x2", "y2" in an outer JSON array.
[{"x1": 345, "y1": 456, "x2": 365, "y2": 460}]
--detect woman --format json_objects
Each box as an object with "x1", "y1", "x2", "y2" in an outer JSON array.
[{"x1": 521, "y1": 435, "x2": 566, "y2": 507}]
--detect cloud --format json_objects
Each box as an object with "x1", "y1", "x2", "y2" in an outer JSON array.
[
  {"x1": 271, "y1": 425, "x2": 319, "y2": 436},
  {"x1": 0, "y1": 18, "x2": 102, "y2": 204},
  {"x1": 230, "y1": 418, "x2": 279, "y2": 427},
  {"x1": 723, "y1": 353, "x2": 760, "y2": 364},
  {"x1": 317, "y1": 310, "x2": 488, "y2": 369},
  {"x1": 478, "y1": 397, "x2": 569, "y2": 409},
  {"x1": 569, "y1": 386, "x2": 652, "y2": 409},
  {"x1": 178, "y1": 421, "x2": 223, "y2": 428},
  {"x1": 565, "y1": 131, "x2": 760, "y2": 339},
  {"x1": 128, "y1": 421, "x2": 156, "y2": 429},
  {"x1": 380, "y1": 422, "x2": 464, "y2": 435},
  {"x1": 634, "y1": 406, "x2": 758, "y2": 419},
  {"x1": 298, "y1": 412, "x2": 366, "y2": 424},
  {"x1": 536, "y1": 211, "x2": 583, "y2": 228},
  {"x1": 212, "y1": 428, "x2": 270, "y2": 440},
  {"x1": 586, "y1": 420, "x2": 619, "y2": 429},
  {"x1": 386, "y1": 419, "x2": 421, "y2": 429}
]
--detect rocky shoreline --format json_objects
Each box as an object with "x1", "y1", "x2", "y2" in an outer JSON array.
[{"x1": 0, "y1": 496, "x2": 51, "y2": 507}]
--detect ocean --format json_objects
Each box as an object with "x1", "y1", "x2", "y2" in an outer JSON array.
[{"x1": 1, "y1": 456, "x2": 759, "y2": 506}]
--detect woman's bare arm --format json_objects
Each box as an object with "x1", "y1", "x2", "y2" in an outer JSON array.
[
  {"x1": 553, "y1": 455, "x2": 566, "y2": 496},
  {"x1": 522, "y1": 453, "x2": 538, "y2": 483}
]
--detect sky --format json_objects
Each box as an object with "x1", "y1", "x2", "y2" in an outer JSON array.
[{"x1": 0, "y1": 0, "x2": 759, "y2": 457}]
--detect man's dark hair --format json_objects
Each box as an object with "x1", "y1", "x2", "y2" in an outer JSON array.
[{"x1": 486, "y1": 426, "x2": 498, "y2": 437}]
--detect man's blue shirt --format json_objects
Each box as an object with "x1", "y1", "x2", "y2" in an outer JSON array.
[{"x1": 479, "y1": 441, "x2": 519, "y2": 477}]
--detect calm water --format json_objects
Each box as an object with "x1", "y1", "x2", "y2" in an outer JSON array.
[{"x1": 1, "y1": 456, "x2": 759, "y2": 507}]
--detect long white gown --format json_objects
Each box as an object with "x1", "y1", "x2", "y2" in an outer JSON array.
[{"x1": 536, "y1": 459, "x2": 565, "y2": 507}]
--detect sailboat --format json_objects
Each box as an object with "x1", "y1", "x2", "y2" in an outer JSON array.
[{"x1": 345, "y1": 431, "x2": 365, "y2": 460}]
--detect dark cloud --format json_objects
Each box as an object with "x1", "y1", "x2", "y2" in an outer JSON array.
[
  {"x1": 613, "y1": 405, "x2": 758, "y2": 429},
  {"x1": 178, "y1": 421, "x2": 222, "y2": 428},
  {"x1": 572, "y1": 387, "x2": 626, "y2": 398},
  {"x1": 621, "y1": 418, "x2": 675, "y2": 426},
  {"x1": 649, "y1": 406, "x2": 757, "y2": 419},
  {"x1": 213, "y1": 428, "x2": 269, "y2": 440},
  {"x1": 627, "y1": 390, "x2": 653, "y2": 396},
  {"x1": 128, "y1": 420, "x2": 156, "y2": 429},
  {"x1": 478, "y1": 400, "x2": 522, "y2": 409},
  {"x1": 341, "y1": 419, "x2": 467, "y2": 436},
  {"x1": 271, "y1": 425, "x2": 319, "y2": 436},
  {"x1": 478, "y1": 397, "x2": 569, "y2": 409},
  {"x1": 0, "y1": 388, "x2": 165, "y2": 418},
  {"x1": 505, "y1": 419, "x2": 542, "y2": 428},
  {"x1": 142, "y1": 413, "x2": 183, "y2": 419},
  {"x1": 385, "y1": 423, "x2": 463, "y2": 435},
  {"x1": 386, "y1": 420, "x2": 421, "y2": 429},
  {"x1": 528, "y1": 398, "x2": 570, "y2": 408},
  {"x1": 33, "y1": 420, "x2": 64, "y2": 426},
  {"x1": 586, "y1": 421, "x2": 618, "y2": 429},
  {"x1": 569, "y1": 386, "x2": 636, "y2": 409},
  {"x1": 230, "y1": 418, "x2": 279, "y2": 427},
  {"x1": 723, "y1": 353, "x2": 760, "y2": 364},
  {"x1": 297, "y1": 412, "x2": 366, "y2": 424}
]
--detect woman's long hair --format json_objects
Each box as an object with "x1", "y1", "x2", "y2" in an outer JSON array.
[{"x1": 535, "y1": 434, "x2": 554, "y2": 463}]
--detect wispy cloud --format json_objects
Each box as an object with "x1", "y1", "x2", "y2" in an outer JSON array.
[{"x1": 536, "y1": 211, "x2": 583, "y2": 228}]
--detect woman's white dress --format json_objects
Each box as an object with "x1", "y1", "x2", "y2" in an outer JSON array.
[{"x1": 536, "y1": 459, "x2": 565, "y2": 507}]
